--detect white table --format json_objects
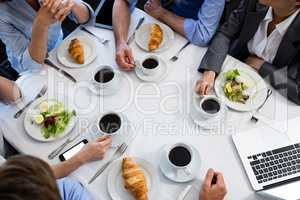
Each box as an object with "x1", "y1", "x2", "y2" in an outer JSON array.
[{"x1": 1, "y1": 9, "x2": 300, "y2": 200}]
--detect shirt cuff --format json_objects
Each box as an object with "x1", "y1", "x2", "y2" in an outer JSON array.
[
  {"x1": 69, "y1": 1, "x2": 94, "y2": 25},
  {"x1": 258, "y1": 62, "x2": 276, "y2": 78},
  {"x1": 20, "y1": 48, "x2": 42, "y2": 72}
]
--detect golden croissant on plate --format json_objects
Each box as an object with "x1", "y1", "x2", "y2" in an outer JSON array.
[
  {"x1": 68, "y1": 38, "x2": 84, "y2": 64},
  {"x1": 148, "y1": 23, "x2": 163, "y2": 52},
  {"x1": 122, "y1": 157, "x2": 148, "y2": 200}
]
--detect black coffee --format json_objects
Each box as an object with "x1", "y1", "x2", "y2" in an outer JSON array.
[
  {"x1": 142, "y1": 58, "x2": 159, "y2": 69},
  {"x1": 94, "y1": 68, "x2": 114, "y2": 83},
  {"x1": 201, "y1": 99, "x2": 220, "y2": 114},
  {"x1": 168, "y1": 146, "x2": 192, "y2": 167},
  {"x1": 99, "y1": 114, "x2": 121, "y2": 134}
]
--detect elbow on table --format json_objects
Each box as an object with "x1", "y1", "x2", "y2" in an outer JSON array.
[
  {"x1": 20, "y1": 49, "x2": 43, "y2": 72},
  {"x1": 185, "y1": 23, "x2": 216, "y2": 47}
]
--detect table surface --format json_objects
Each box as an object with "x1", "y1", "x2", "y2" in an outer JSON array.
[{"x1": 1, "y1": 9, "x2": 300, "y2": 200}]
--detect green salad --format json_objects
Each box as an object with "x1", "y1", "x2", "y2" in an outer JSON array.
[
  {"x1": 223, "y1": 69, "x2": 249, "y2": 104},
  {"x1": 33, "y1": 101, "x2": 76, "y2": 139}
]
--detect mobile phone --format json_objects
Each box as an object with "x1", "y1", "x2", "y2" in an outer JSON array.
[{"x1": 59, "y1": 139, "x2": 88, "y2": 161}]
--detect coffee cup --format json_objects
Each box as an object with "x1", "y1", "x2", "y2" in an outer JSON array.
[
  {"x1": 195, "y1": 95, "x2": 223, "y2": 119},
  {"x1": 92, "y1": 65, "x2": 117, "y2": 89},
  {"x1": 96, "y1": 112, "x2": 123, "y2": 136},
  {"x1": 136, "y1": 55, "x2": 160, "y2": 76},
  {"x1": 166, "y1": 143, "x2": 193, "y2": 178}
]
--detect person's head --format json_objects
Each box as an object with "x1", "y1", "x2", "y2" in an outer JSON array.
[
  {"x1": 259, "y1": 0, "x2": 300, "y2": 10},
  {"x1": 0, "y1": 155, "x2": 61, "y2": 200}
]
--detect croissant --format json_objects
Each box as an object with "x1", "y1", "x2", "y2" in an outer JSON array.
[
  {"x1": 122, "y1": 157, "x2": 148, "y2": 200},
  {"x1": 148, "y1": 24, "x2": 163, "y2": 51},
  {"x1": 68, "y1": 38, "x2": 84, "y2": 64}
]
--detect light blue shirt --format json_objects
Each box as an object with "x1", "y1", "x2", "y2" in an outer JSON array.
[
  {"x1": 57, "y1": 178, "x2": 95, "y2": 200},
  {"x1": 0, "y1": 0, "x2": 93, "y2": 73},
  {"x1": 129, "y1": 0, "x2": 225, "y2": 46}
]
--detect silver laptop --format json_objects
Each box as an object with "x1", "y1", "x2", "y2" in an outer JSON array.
[
  {"x1": 93, "y1": 0, "x2": 114, "y2": 30},
  {"x1": 232, "y1": 123, "x2": 300, "y2": 200}
]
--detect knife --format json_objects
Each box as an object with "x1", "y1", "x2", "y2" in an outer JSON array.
[
  {"x1": 44, "y1": 59, "x2": 77, "y2": 83},
  {"x1": 127, "y1": 17, "x2": 145, "y2": 44},
  {"x1": 177, "y1": 185, "x2": 192, "y2": 200}
]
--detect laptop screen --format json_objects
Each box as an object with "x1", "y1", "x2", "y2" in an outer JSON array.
[{"x1": 92, "y1": 0, "x2": 115, "y2": 29}]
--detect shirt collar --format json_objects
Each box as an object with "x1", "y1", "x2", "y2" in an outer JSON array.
[
  {"x1": 276, "y1": 8, "x2": 300, "y2": 35},
  {"x1": 263, "y1": 7, "x2": 273, "y2": 22}
]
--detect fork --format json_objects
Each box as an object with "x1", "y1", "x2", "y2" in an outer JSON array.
[
  {"x1": 88, "y1": 142, "x2": 128, "y2": 184},
  {"x1": 14, "y1": 85, "x2": 48, "y2": 119},
  {"x1": 250, "y1": 89, "x2": 273, "y2": 123},
  {"x1": 170, "y1": 41, "x2": 190, "y2": 62},
  {"x1": 80, "y1": 26, "x2": 110, "y2": 45},
  {"x1": 48, "y1": 132, "x2": 81, "y2": 160}
]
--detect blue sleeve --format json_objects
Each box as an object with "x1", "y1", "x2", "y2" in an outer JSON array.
[
  {"x1": 68, "y1": 0, "x2": 95, "y2": 25},
  {"x1": 0, "y1": 19, "x2": 42, "y2": 73},
  {"x1": 126, "y1": 0, "x2": 137, "y2": 12},
  {"x1": 57, "y1": 178, "x2": 95, "y2": 200},
  {"x1": 183, "y1": 0, "x2": 225, "y2": 46}
]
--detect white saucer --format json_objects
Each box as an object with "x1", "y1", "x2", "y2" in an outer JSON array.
[
  {"x1": 134, "y1": 59, "x2": 168, "y2": 82},
  {"x1": 190, "y1": 96, "x2": 227, "y2": 130},
  {"x1": 88, "y1": 72, "x2": 122, "y2": 96},
  {"x1": 159, "y1": 144, "x2": 201, "y2": 183},
  {"x1": 88, "y1": 114, "x2": 132, "y2": 147}
]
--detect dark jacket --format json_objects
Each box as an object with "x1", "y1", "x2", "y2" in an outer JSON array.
[{"x1": 199, "y1": 0, "x2": 300, "y2": 105}]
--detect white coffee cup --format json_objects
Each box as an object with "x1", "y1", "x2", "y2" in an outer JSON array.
[
  {"x1": 96, "y1": 112, "x2": 124, "y2": 136},
  {"x1": 195, "y1": 95, "x2": 223, "y2": 119},
  {"x1": 166, "y1": 143, "x2": 193, "y2": 178},
  {"x1": 92, "y1": 65, "x2": 118, "y2": 89},
  {"x1": 136, "y1": 55, "x2": 161, "y2": 76}
]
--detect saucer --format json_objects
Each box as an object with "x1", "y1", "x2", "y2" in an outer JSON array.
[
  {"x1": 190, "y1": 95, "x2": 227, "y2": 130},
  {"x1": 88, "y1": 114, "x2": 132, "y2": 147},
  {"x1": 190, "y1": 105, "x2": 227, "y2": 130},
  {"x1": 159, "y1": 144, "x2": 201, "y2": 183},
  {"x1": 88, "y1": 72, "x2": 122, "y2": 96},
  {"x1": 134, "y1": 59, "x2": 168, "y2": 82}
]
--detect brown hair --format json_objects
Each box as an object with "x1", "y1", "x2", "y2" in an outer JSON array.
[{"x1": 0, "y1": 155, "x2": 61, "y2": 200}]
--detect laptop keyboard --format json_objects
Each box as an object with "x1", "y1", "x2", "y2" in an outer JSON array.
[{"x1": 248, "y1": 143, "x2": 300, "y2": 184}]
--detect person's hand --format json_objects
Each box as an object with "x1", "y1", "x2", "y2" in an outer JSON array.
[
  {"x1": 195, "y1": 71, "x2": 216, "y2": 96},
  {"x1": 42, "y1": 0, "x2": 74, "y2": 22},
  {"x1": 116, "y1": 42, "x2": 135, "y2": 70},
  {"x1": 35, "y1": 4, "x2": 58, "y2": 26},
  {"x1": 199, "y1": 169, "x2": 227, "y2": 200},
  {"x1": 144, "y1": 0, "x2": 165, "y2": 19},
  {"x1": 36, "y1": 0, "x2": 73, "y2": 26},
  {"x1": 75, "y1": 136, "x2": 112, "y2": 164},
  {"x1": 245, "y1": 56, "x2": 265, "y2": 71}
]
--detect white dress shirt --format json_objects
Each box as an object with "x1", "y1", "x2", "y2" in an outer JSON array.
[{"x1": 248, "y1": 7, "x2": 300, "y2": 64}]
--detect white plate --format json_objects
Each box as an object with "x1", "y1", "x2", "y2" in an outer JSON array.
[
  {"x1": 57, "y1": 35, "x2": 97, "y2": 68},
  {"x1": 107, "y1": 157, "x2": 159, "y2": 200},
  {"x1": 24, "y1": 95, "x2": 77, "y2": 142},
  {"x1": 134, "y1": 59, "x2": 168, "y2": 82},
  {"x1": 159, "y1": 145, "x2": 201, "y2": 183},
  {"x1": 135, "y1": 23, "x2": 174, "y2": 52},
  {"x1": 214, "y1": 66, "x2": 268, "y2": 112}
]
